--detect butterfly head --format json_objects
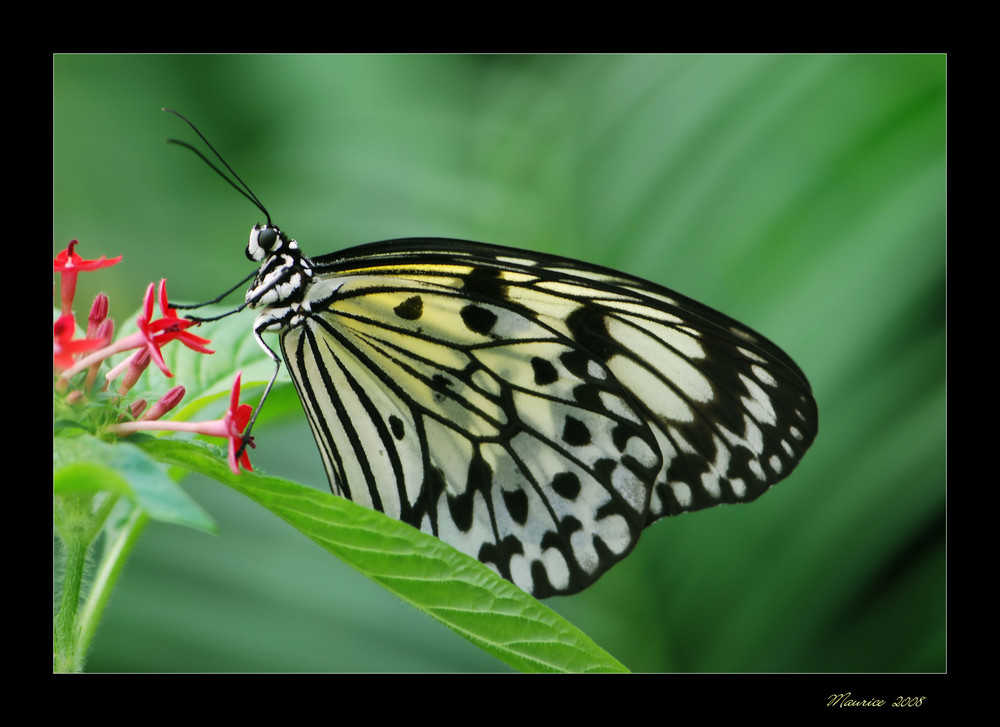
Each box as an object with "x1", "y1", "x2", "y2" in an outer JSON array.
[{"x1": 247, "y1": 223, "x2": 296, "y2": 262}]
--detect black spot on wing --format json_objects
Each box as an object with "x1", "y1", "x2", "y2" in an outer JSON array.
[
  {"x1": 530, "y1": 356, "x2": 559, "y2": 385},
  {"x1": 551, "y1": 471, "x2": 581, "y2": 500},
  {"x1": 393, "y1": 295, "x2": 423, "y2": 320},
  {"x1": 461, "y1": 265, "x2": 506, "y2": 299},
  {"x1": 460, "y1": 304, "x2": 497, "y2": 335},
  {"x1": 430, "y1": 373, "x2": 452, "y2": 403},
  {"x1": 502, "y1": 489, "x2": 529, "y2": 525},
  {"x1": 611, "y1": 422, "x2": 637, "y2": 452},
  {"x1": 562, "y1": 415, "x2": 592, "y2": 446},
  {"x1": 447, "y1": 490, "x2": 474, "y2": 533},
  {"x1": 388, "y1": 414, "x2": 405, "y2": 440},
  {"x1": 593, "y1": 458, "x2": 617, "y2": 482},
  {"x1": 572, "y1": 383, "x2": 603, "y2": 409},
  {"x1": 560, "y1": 350, "x2": 594, "y2": 378}
]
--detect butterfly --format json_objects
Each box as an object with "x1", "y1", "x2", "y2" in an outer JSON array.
[{"x1": 168, "y1": 110, "x2": 818, "y2": 598}]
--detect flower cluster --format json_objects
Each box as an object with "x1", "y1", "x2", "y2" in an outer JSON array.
[{"x1": 54, "y1": 240, "x2": 255, "y2": 473}]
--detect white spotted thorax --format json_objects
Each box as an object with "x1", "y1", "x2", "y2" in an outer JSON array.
[{"x1": 237, "y1": 221, "x2": 818, "y2": 598}]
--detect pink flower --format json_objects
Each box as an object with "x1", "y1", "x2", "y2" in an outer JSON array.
[
  {"x1": 144, "y1": 279, "x2": 214, "y2": 358},
  {"x1": 118, "y1": 348, "x2": 151, "y2": 396},
  {"x1": 108, "y1": 373, "x2": 255, "y2": 475},
  {"x1": 87, "y1": 293, "x2": 109, "y2": 338},
  {"x1": 217, "y1": 373, "x2": 256, "y2": 474},
  {"x1": 134, "y1": 280, "x2": 214, "y2": 377},
  {"x1": 53, "y1": 240, "x2": 122, "y2": 315},
  {"x1": 140, "y1": 385, "x2": 186, "y2": 421}
]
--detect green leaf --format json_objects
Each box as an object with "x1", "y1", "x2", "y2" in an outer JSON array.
[
  {"x1": 138, "y1": 437, "x2": 628, "y2": 673},
  {"x1": 53, "y1": 436, "x2": 217, "y2": 534}
]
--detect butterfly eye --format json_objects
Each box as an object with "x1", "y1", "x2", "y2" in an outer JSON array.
[
  {"x1": 258, "y1": 227, "x2": 279, "y2": 250},
  {"x1": 247, "y1": 225, "x2": 280, "y2": 261}
]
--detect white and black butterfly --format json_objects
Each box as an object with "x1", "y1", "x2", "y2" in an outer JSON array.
[{"x1": 169, "y1": 111, "x2": 817, "y2": 598}]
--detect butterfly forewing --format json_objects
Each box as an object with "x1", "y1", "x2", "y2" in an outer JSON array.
[{"x1": 271, "y1": 238, "x2": 816, "y2": 597}]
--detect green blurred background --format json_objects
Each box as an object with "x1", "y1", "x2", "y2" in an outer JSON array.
[{"x1": 54, "y1": 54, "x2": 945, "y2": 672}]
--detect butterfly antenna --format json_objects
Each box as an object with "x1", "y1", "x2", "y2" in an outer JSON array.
[{"x1": 163, "y1": 108, "x2": 272, "y2": 226}]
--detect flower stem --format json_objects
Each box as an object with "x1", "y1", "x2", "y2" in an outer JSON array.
[
  {"x1": 54, "y1": 534, "x2": 89, "y2": 673},
  {"x1": 77, "y1": 506, "x2": 149, "y2": 660},
  {"x1": 53, "y1": 493, "x2": 135, "y2": 673}
]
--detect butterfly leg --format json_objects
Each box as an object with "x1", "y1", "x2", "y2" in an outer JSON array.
[{"x1": 234, "y1": 318, "x2": 285, "y2": 457}]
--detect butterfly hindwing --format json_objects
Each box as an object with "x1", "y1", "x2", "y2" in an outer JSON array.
[{"x1": 522, "y1": 259, "x2": 818, "y2": 520}]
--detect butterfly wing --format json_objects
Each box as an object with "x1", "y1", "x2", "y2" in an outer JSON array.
[{"x1": 279, "y1": 238, "x2": 817, "y2": 597}]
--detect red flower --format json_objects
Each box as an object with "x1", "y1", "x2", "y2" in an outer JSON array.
[
  {"x1": 59, "y1": 279, "x2": 213, "y2": 382},
  {"x1": 219, "y1": 372, "x2": 255, "y2": 474},
  {"x1": 53, "y1": 314, "x2": 104, "y2": 370},
  {"x1": 108, "y1": 373, "x2": 255, "y2": 475},
  {"x1": 133, "y1": 280, "x2": 214, "y2": 378},
  {"x1": 146, "y1": 279, "x2": 214, "y2": 355},
  {"x1": 53, "y1": 240, "x2": 122, "y2": 315}
]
